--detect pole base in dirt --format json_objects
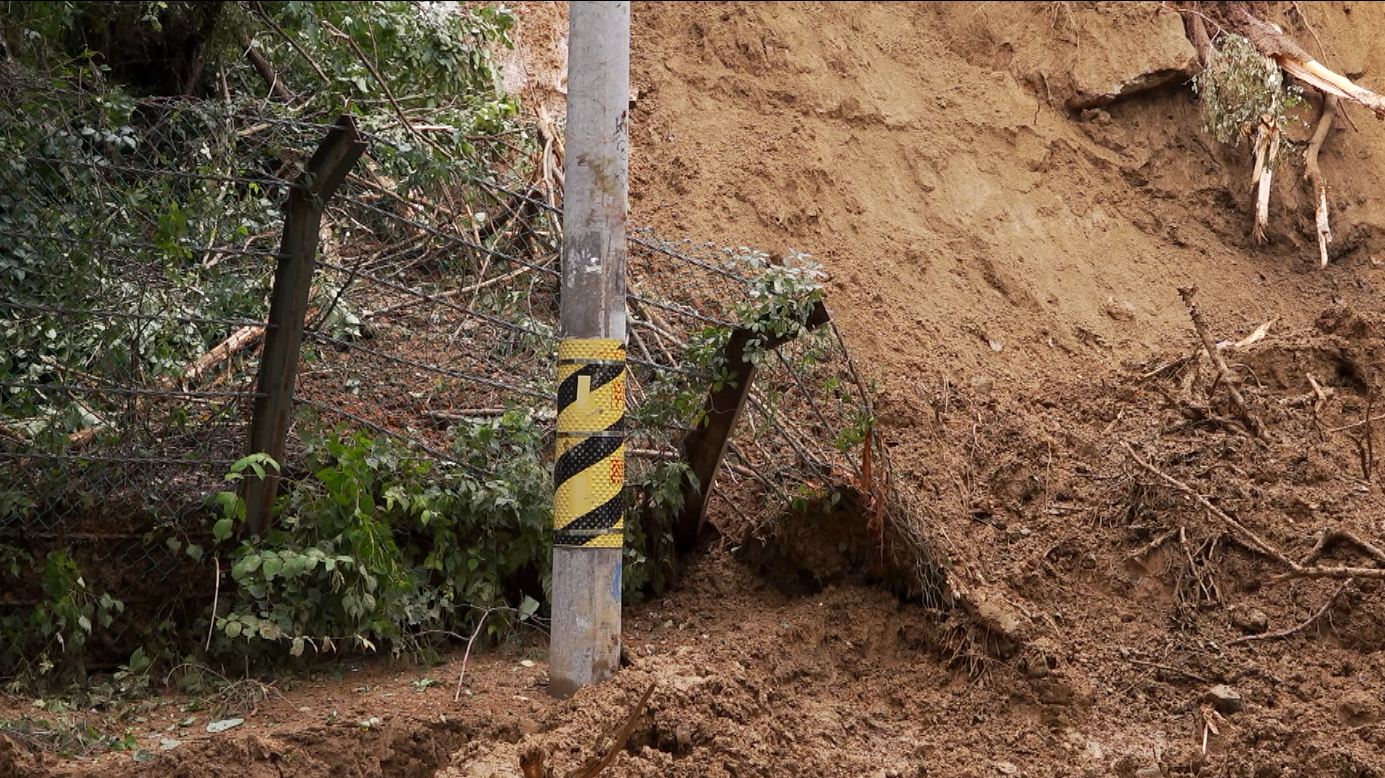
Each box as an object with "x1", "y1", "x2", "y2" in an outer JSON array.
[{"x1": 548, "y1": 546, "x2": 622, "y2": 698}]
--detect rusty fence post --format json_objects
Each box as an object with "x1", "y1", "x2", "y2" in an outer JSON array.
[
  {"x1": 242, "y1": 115, "x2": 367, "y2": 536},
  {"x1": 673, "y1": 300, "x2": 831, "y2": 550}
]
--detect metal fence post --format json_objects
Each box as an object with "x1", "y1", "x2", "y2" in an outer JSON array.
[
  {"x1": 674, "y1": 301, "x2": 831, "y2": 550},
  {"x1": 242, "y1": 115, "x2": 367, "y2": 536}
]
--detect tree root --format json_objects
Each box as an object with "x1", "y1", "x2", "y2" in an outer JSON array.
[
  {"x1": 1300, "y1": 528, "x2": 1385, "y2": 568},
  {"x1": 1250, "y1": 121, "x2": 1281, "y2": 244},
  {"x1": 1123, "y1": 443, "x2": 1385, "y2": 581},
  {"x1": 1227, "y1": 578, "x2": 1352, "y2": 645},
  {"x1": 1304, "y1": 95, "x2": 1338, "y2": 267},
  {"x1": 1240, "y1": 10, "x2": 1385, "y2": 118},
  {"x1": 1178, "y1": 287, "x2": 1264, "y2": 437}
]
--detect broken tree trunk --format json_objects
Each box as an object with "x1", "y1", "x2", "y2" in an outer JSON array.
[
  {"x1": 1240, "y1": 10, "x2": 1385, "y2": 118},
  {"x1": 1305, "y1": 95, "x2": 1338, "y2": 268}
]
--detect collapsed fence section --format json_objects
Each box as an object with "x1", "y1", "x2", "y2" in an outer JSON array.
[{"x1": 0, "y1": 84, "x2": 899, "y2": 670}]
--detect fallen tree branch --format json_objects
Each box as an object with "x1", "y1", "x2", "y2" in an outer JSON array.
[
  {"x1": 1240, "y1": 10, "x2": 1385, "y2": 118},
  {"x1": 1178, "y1": 287, "x2": 1264, "y2": 437},
  {"x1": 242, "y1": 37, "x2": 294, "y2": 101},
  {"x1": 1304, "y1": 95, "x2": 1338, "y2": 268},
  {"x1": 1123, "y1": 442, "x2": 1296, "y2": 568},
  {"x1": 1227, "y1": 578, "x2": 1351, "y2": 644},
  {"x1": 362, "y1": 260, "x2": 551, "y2": 321},
  {"x1": 182, "y1": 325, "x2": 266, "y2": 386}
]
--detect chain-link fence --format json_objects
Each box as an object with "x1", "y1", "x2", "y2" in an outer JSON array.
[{"x1": 1, "y1": 81, "x2": 887, "y2": 666}]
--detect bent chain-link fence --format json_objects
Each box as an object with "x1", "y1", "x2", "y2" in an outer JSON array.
[{"x1": 1, "y1": 82, "x2": 882, "y2": 662}]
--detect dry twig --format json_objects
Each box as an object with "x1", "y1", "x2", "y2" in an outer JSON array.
[
  {"x1": 1228, "y1": 578, "x2": 1351, "y2": 644},
  {"x1": 1178, "y1": 287, "x2": 1264, "y2": 437}
]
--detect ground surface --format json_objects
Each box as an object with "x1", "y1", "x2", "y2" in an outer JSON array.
[{"x1": 7, "y1": 2, "x2": 1385, "y2": 776}]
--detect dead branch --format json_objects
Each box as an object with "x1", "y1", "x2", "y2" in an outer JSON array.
[
  {"x1": 1127, "y1": 656, "x2": 1213, "y2": 684},
  {"x1": 565, "y1": 683, "x2": 656, "y2": 778},
  {"x1": 1240, "y1": 10, "x2": 1385, "y2": 118},
  {"x1": 1227, "y1": 578, "x2": 1351, "y2": 644},
  {"x1": 1125, "y1": 527, "x2": 1180, "y2": 564},
  {"x1": 183, "y1": 325, "x2": 266, "y2": 386},
  {"x1": 242, "y1": 37, "x2": 294, "y2": 101},
  {"x1": 1304, "y1": 95, "x2": 1338, "y2": 267},
  {"x1": 1277, "y1": 565, "x2": 1385, "y2": 581},
  {"x1": 362, "y1": 260, "x2": 551, "y2": 321},
  {"x1": 1300, "y1": 528, "x2": 1385, "y2": 567},
  {"x1": 1178, "y1": 287, "x2": 1263, "y2": 437},
  {"x1": 1123, "y1": 443, "x2": 1297, "y2": 568}
]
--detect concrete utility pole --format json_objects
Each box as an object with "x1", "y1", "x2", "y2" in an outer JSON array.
[{"x1": 549, "y1": 0, "x2": 630, "y2": 699}]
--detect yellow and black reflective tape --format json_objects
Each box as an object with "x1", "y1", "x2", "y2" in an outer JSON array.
[{"x1": 553, "y1": 338, "x2": 626, "y2": 548}]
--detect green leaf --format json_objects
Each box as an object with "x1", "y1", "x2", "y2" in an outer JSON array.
[
  {"x1": 261, "y1": 556, "x2": 283, "y2": 580},
  {"x1": 212, "y1": 518, "x2": 233, "y2": 543}
]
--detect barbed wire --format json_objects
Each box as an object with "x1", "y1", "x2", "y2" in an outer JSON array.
[{"x1": 0, "y1": 300, "x2": 273, "y2": 330}]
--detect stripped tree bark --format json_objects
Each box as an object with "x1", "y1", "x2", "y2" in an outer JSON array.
[{"x1": 1249, "y1": 117, "x2": 1281, "y2": 244}]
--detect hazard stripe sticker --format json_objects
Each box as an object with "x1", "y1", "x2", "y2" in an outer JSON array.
[{"x1": 553, "y1": 339, "x2": 626, "y2": 548}]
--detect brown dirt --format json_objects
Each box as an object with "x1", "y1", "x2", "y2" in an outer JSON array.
[{"x1": 9, "y1": 1, "x2": 1385, "y2": 776}]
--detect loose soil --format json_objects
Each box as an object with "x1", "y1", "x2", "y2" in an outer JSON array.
[{"x1": 8, "y1": 2, "x2": 1385, "y2": 776}]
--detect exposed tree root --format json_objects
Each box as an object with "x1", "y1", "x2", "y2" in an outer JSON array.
[
  {"x1": 1304, "y1": 95, "x2": 1338, "y2": 267},
  {"x1": 1249, "y1": 120, "x2": 1280, "y2": 244},
  {"x1": 1125, "y1": 442, "x2": 1385, "y2": 581},
  {"x1": 1227, "y1": 578, "x2": 1352, "y2": 645},
  {"x1": 1300, "y1": 528, "x2": 1385, "y2": 568},
  {"x1": 1178, "y1": 287, "x2": 1264, "y2": 437}
]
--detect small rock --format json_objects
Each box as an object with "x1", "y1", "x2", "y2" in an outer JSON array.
[
  {"x1": 1230, "y1": 606, "x2": 1269, "y2": 635},
  {"x1": 159, "y1": 738, "x2": 181, "y2": 751},
  {"x1": 206, "y1": 718, "x2": 243, "y2": 734},
  {"x1": 1101, "y1": 298, "x2": 1137, "y2": 322},
  {"x1": 674, "y1": 723, "x2": 694, "y2": 752},
  {"x1": 518, "y1": 659, "x2": 536, "y2": 668},
  {"x1": 995, "y1": 761, "x2": 1020, "y2": 776},
  {"x1": 1204, "y1": 684, "x2": 1243, "y2": 714}
]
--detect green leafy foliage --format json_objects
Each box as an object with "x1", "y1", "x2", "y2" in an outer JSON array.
[
  {"x1": 1193, "y1": 33, "x2": 1303, "y2": 154},
  {"x1": 0, "y1": 549, "x2": 124, "y2": 678},
  {"x1": 205, "y1": 412, "x2": 553, "y2": 659}
]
